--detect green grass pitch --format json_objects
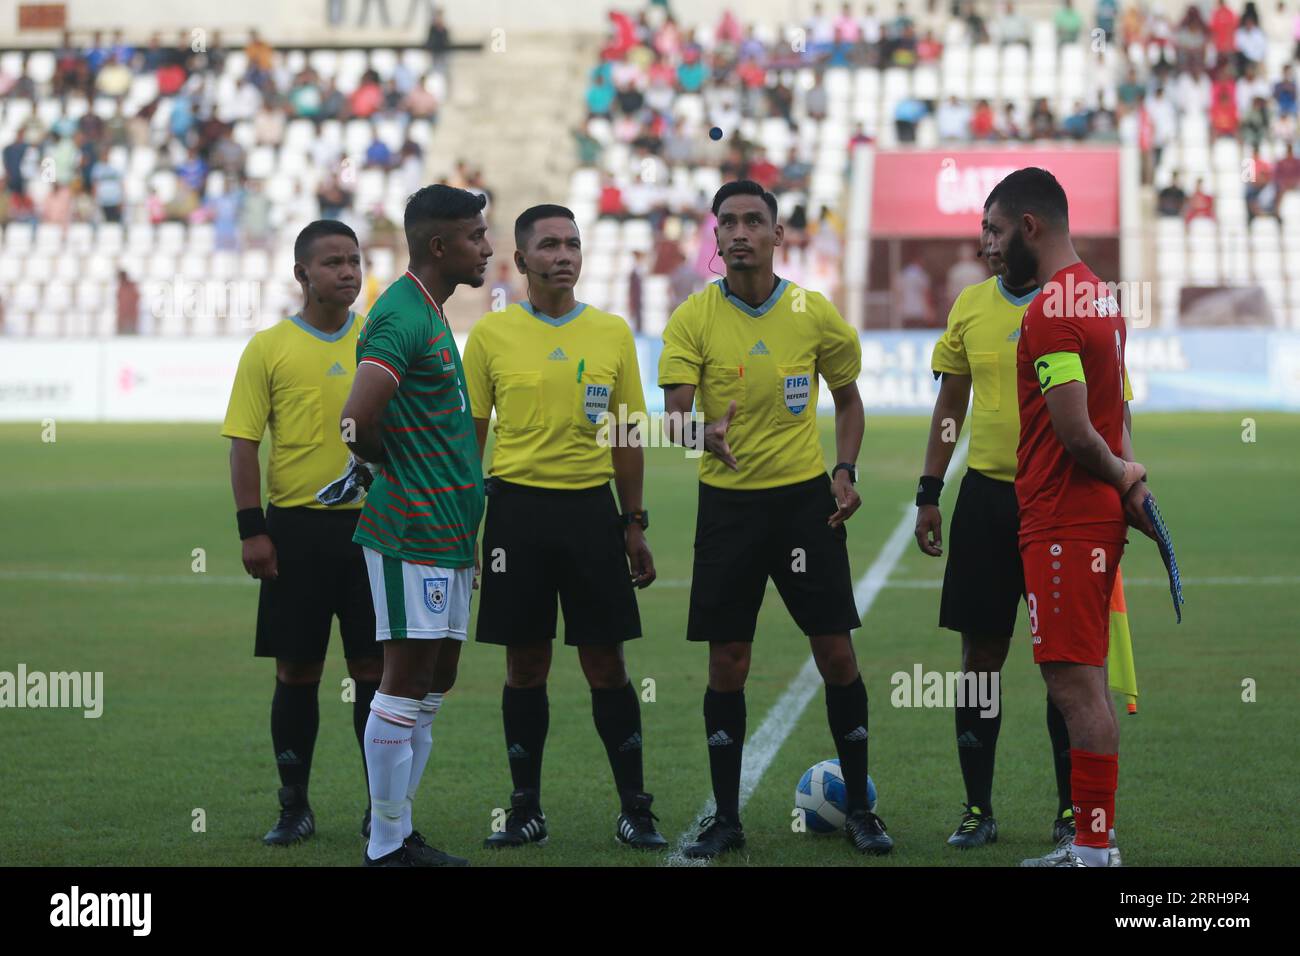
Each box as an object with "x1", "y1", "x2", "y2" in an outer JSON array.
[{"x1": 1, "y1": 413, "x2": 1294, "y2": 866}]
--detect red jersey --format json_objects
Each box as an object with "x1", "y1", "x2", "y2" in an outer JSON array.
[{"x1": 1015, "y1": 262, "x2": 1128, "y2": 545}]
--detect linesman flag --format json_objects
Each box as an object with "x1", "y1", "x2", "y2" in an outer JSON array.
[{"x1": 1108, "y1": 566, "x2": 1138, "y2": 715}]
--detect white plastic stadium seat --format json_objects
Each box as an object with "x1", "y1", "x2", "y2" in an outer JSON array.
[
  {"x1": 67, "y1": 223, "x2": 94, "y2": 255},
  {"x1": 24, "y1": 255, "x2": 52, "y2": 282},
  {"x1": 27, "y1": 51, "x2": 55, "y2": 84},
  {"x1": 31, "y1": 311, "x2": 63, "y2": 337},
  {"x1": 34, "y1": 224, "x2": 63, "y2": 255},
  {"x1": 76, "y1": 279, "x2": 105, "y2": 312},
  {"x1": 4, "y1": 312, "x2": 31, "y2": 336},
  {"x1": 86, "y1": 253, "x2": 115, "y2": 281},
  {"x1": 5, "y1": 223, "x2": 33, "y2": 253}
]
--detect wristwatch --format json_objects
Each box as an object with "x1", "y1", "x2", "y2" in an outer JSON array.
[
  {"x1": 832, "y1": 462, "x2": 857, "y2": 484},
  {"x1": 621, "y1": 510, "x2": 649, "y2": 530}
]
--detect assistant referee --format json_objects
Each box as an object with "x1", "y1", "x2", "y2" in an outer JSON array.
[
  {"x1": 660, "y1": 180, "x2": 890, "y2": 858},
  {"x1": 222, "y1": 220, "x2": 382, "y2": 846},
  {"x1": 463, "y1": 203, "x2": 666, "y2": 851}
]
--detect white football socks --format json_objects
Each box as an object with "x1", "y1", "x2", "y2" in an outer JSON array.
[
  {"x1": 364, "y1": 692, "x2": 421, "y2": 860},
  {"x1": 402, "y1": 692, "x2": 444, "y2": 837}
]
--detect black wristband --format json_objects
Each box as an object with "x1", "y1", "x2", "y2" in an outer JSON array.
[
  {"x1": 237, "y1": 507, "x2": 268, "y2": 540},
  {"x1": 915, "y1": 475, "x2": 944, "y2": 508}
]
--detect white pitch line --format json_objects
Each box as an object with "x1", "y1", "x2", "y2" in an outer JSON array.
[{"x1": 665, "y1": 438, "x2": 970, "y2": 865}]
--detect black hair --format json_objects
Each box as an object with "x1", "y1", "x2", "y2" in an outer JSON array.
[
  {"x1": 293, "y1": 219, "x2": 359, "y2": 263},
  {"x1": 404, "y1": 184, "x2": 488, "y2": 261},
  {"x1": 984, "y1": 167, "x2": 1069, "y2": 228},
  {"x1": 514, "y1": 203, "x2": 576, "y2": 249},
  {"x1": 711, "y1": 179, "x2": 779, "y2": 223}
]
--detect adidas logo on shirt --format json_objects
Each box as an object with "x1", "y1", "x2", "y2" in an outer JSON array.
[
  {"x1": 843, "y1": 726, "x2": 869, "y2": 742},
  {"x1": 749, "y1": 340, "x2": 770, "y2": 355},
  {"x1": 548, "y1": 347, "x2": 568, "y2": 360},
  {"x1": 326, "y1": 361, "x2": 347, "y2": 376},
  {"x1": 956, "y1": 731, "x2": 982, "y2": 748},
  {"x1": 706, "y1": 730, "x2": 734, "y2": 747},
  {"x1": 1006, "y1": 329, "x2": 1021, "y2": 342}
]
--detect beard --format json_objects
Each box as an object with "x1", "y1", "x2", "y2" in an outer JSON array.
[{"x1": 1001, "y1": 228, "x2": 1039, "y2": 288}]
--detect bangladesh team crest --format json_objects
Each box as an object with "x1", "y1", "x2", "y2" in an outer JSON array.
[
  {"x1": 423, "y1": 577, "x2": 448, "y2": 613},
  {"x1": 583, "y1": 383, "x2": 612, "y2": 424},
  {"x1": 783, "y1": 374, "x2": 811, "y2": 415}
]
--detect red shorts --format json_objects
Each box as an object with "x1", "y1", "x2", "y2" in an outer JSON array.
[{"x1": 1020, "y1": 538, "x2": 1124, "y2": 667}]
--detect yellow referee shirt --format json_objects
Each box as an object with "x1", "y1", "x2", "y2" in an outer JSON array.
[
  {"x1": 658, "y1": 278, "x2": 861, "y2": 490},
  {"x1": 932, "y1": 276, "x2": 1131, "y2": 482},
  {"x1": 463, "y1": 301, "x2": 646, "y2": 489},
  {"x1": 221, "y1": 312, "x2": 363, "y2": 510}
]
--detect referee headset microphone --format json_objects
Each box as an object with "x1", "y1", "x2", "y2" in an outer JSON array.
[
  {"x1": 708, "y1": 179, "x2": 783, "y2": 279},
  {"x1": 514, "y1": 203, "x2": 581, "y2": 296}
]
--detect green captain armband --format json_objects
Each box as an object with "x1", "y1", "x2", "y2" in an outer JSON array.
[{"x1": 1033, "y1": 351, "x2": 1086, "y2": 394}]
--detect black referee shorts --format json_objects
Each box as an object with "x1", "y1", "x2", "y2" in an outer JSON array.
[
  {"x1": 938, "y1": 468, "x2": 1026, "y2": 639},
  {"x1": 254, "y1": 504, "x2": 380, "y2": 662},
  {"x1": 475, "y1": 478, "x2": 642, "y2": 646},
  {"x1": 687, "y1": 473, "x2": 861, "y2": 643}
]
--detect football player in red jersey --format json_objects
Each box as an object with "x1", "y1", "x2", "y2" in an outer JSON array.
[{"x1": 982, "y1": 168, "x2": 1158, "y2": 867}]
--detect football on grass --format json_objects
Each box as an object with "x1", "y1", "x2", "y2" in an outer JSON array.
[{"x1": 794, "y1": 758, "x2": 877, "y2": 833}]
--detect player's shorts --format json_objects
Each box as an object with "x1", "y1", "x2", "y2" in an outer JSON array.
[
  {"x1": 476, "y1": 478, "x2": 641, "y2": 646},
  {"x1": 361, "y1": 547, "x2": 474, "y2": 641},
  {"x1": 939, "y1": 468, "x2": 1025, "y2": 639},
  {"x1": 254, "y1": 504, "x2": 379, "y2": 662},
  {"x1": 1021, "y1": 537, "x2": 1125, "y2": 667},
  {"x1": 687, "y1": 473, "x2": 861, "y2": 643}
]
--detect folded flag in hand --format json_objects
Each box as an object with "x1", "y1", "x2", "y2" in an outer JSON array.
[
  {"x1": 316, "y1": 456, "x2": 380, "y2": 506},
  {"x1": 1143, "y1": 493, "x2": 1184, "y2": 623}
]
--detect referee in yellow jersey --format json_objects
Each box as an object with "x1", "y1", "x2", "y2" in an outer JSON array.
[
  {"x1": 222, "y1": 220, "x2": 382, "y2": 846},
  {"x1": 914, "y1": 225, "x2": 1131, "y2": 852},
  {"x1": 660, "y1": 180, "x2": 890, "y2": 858},
  {"x1": 462, "y1": 204, "x2": 665, "y2": 850}
]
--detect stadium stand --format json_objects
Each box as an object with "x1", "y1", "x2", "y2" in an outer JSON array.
[{"x1": 2, "y1": 2, "x2": 1298, "y2": 336}]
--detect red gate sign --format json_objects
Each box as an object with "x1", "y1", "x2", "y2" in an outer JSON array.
[
  {"x1": 870, "y1": 148, "x2": 1120, "y2": 237},
  {"x1": 18, "y1": 4, "x2": 67, "y2": 30}
]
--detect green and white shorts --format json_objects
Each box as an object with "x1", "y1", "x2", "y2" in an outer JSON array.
[{"x1": 361, "y1": 547, "x2": 474, "y2": 641}]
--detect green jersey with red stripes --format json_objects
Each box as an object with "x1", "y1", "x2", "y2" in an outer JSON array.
[{"x1": 352, "y1": 271, "x2": 483, "y2": 566}]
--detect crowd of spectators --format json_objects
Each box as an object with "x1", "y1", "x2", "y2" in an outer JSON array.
[
  {"x1": 0, "y1": 17, "x2": 468, "y2": 250},
  {"x1": 576, "y1": 1, "x2": 1299, "y2": 271}
]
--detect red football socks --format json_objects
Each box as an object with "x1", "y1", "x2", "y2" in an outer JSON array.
[{"x1": 1070, "y1": 749, "x2": 1118, "y2": 849}]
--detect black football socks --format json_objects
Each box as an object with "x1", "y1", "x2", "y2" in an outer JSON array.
[
  {"x1": 502, "y1": 683, "x2": 549, "y2": 795},
  {"x1": 272, "y1": 679, "x2": 319, "y2": 793},
  {"x1": 703, "y1": 687, "x2": 746, "y2": 820},
  {"x1": 954, "y1": 679, "x2": 1003, "y2": 816},
  {"x1": 826, "y1": 675, "x2": 871, "y2": 812},
  {"x1": 591, "y1": 681, "x2": 645, "y2": 802},
  {"x1": 1046, "y1": 695, "x2": 1073, "y2": 818}
]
